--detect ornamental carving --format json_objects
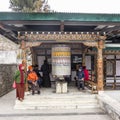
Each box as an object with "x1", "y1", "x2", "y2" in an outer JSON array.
[
  {"x1": 20, "y1": 41, "x2": 41, "y2": 49},
  {"x1": 26, "y1": 42, "x2": 41, "y2": 47},
  {"x1": 19, "y1": 32, "x2": 106, "y2": 42},
  {"x1": 98, "y1": 40, "x2": 105, "y2": 49},
  {"x1": 83, "y1": 42, "x2": 98, "y2": 47}
]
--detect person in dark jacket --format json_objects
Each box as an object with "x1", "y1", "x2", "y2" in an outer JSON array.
[
  {"x1": 41, "y1": 59, "x2": 51, "y2": 87},
  {"x1": 77, "y1": 66, "x2": 84, "y2": 90}
]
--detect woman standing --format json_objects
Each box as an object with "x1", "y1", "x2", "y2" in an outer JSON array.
[{"x1": 14, "y1": 60, "x2": 26, "y2": 102}]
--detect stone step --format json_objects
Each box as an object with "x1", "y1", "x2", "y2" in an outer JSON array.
[
  {"x1": 23, "y1": 96, "x2": 97, "y2": 101},
  {"x1": 14, "y1": 105, "x2": 100, "y2": 110},
  {"x1": 16, "y1": 97, "x2": 98, "y2": 102},
  {"x1": 25, "y1": 93, "x2": 97, "y2": 99},
  {"x1": 15, "y1": 100, "x2": 98, "y2": 106},
  {"x1": 14, "y1": 94, "x2": 99, "y2": 110}
]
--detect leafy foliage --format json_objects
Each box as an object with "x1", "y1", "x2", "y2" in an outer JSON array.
[{"x1": 9, "y1": 0, "x2": 51, "y2": 12}]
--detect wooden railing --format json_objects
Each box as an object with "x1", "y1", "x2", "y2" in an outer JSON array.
[
  {"x1": 104, "y1": 76, "x2": 120, "y2": 89},
  {"x1": 85, "y1": 80, "x2": 98, "y2": 94}
]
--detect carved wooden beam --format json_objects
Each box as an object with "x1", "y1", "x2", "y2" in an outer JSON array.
[
  {"x1": 18, "y1": 32, "x2": 106, "y2": 42},
  {"x1": 104, "y1": 51, "x2": 120, "y2": 54}
]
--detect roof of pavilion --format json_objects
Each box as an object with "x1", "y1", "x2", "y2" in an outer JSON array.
[
  {"x1": 0, "y1": 12, "x2": 120, "y2": 22},
  {"x1": 0, "y1": 12, "x2": 120, "y2": 44}
]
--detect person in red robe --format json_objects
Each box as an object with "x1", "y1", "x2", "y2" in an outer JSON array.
[
  {"x1": 14, "y1": 60, "x2": 26, "y2": 102},
  {"x1": 83, "y1": 66, "x2": 89, "y2": 81}
]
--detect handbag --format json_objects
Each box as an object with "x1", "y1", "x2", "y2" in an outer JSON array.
[{"x1": 12, "y1": 81, "x2": 16, "y2": 89}]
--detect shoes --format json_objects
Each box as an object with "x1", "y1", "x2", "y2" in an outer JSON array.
[
  {"x1": 32, "y1": 91, "x2": 34, "y2": 95},
  {"x1": 38, "y1": 91, "x2": 40, "y2": 94},
  {"x1": 19, "y1": 98, "x2": 23, "y2": 102}
]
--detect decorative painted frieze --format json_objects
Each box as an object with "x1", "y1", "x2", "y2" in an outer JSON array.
[{"x1": 18, "y1": 32, "x2": 106, "y2": 42}]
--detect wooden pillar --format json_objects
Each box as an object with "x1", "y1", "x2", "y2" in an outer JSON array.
[
  {"x1": 82, "y1": 53, "x2": 85, "y2": 66},
  {"x1": 21, "y1": 40, "x2": 26, "y2": 60},
  {"x1": 21, "y1": 40, "x2": 28, "y2": 91},
  {"x1": 82, "y1": 47, "x2": 88, "y2": 66},
  {"x1": 60, "y1": 21, "x2": 64, "y2": 32},
  {"x1": 97, "y1": 40, "x2": 104, "y2": 91},
  {"x1": 32, "y1": 48, "x2": 36, "y2": 65}
]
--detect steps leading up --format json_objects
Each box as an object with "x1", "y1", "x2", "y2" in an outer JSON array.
[{"x1": 14, "y1": 88, "x2": 99, "y2": 110}]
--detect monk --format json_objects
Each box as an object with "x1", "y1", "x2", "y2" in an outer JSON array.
[{"x1": 41, "y1": 60, "x2": 51, "y2": 87}]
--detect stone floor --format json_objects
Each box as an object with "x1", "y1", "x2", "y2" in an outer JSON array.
[
  {"x1": 14, "y1": 86, "x2": 99, "y2": 110},
  {"x1": 103, "y1": 90, "x2": 120, "y2": 102},
  {"x1": 98, "y1": 90, "x2": 120, "y2": 120},
  {"x1": 0, "y1": 86, "x2": 114, "y2": 120}
]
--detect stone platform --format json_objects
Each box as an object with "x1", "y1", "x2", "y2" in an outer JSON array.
[
  {"x1": 98, "y1": 90, "x2": 120, "y2": 120},
  {"x1": 14, "y1": 87, "x2": 100, "y2": 110}
]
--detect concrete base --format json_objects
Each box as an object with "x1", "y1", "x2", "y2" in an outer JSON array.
[
  {"x1": 56, "y1": 81, "x2": 67, "y2": 93},
  {"x1": 62, "y1": 82, "x2": 67, "y2": 93},
  {"x1": 56, "y1": 81, "x2": 61, "y2": 93}
]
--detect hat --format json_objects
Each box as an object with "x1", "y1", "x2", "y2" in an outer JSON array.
[{"x1": 28, "y1": 65, "x2": 33, "y2": 70}]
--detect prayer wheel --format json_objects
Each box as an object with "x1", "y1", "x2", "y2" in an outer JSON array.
[{"x1": 52, "y1": 45, "x2": 71, "y2": 77}]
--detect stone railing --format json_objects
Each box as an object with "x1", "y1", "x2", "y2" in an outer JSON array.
[
  {"x1": 0, "y1": 64, "x2": 17, "y2": 97},
  {"x1": 98, "y1": 92, "x2": 120, "y2": 120}
]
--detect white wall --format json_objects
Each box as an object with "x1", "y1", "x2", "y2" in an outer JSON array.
[{"x1": 0, "y1": 51, "x2": 17, "y2": 64}]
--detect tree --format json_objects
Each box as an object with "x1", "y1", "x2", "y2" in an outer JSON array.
[{"x1": 9, "y1": 0, "x2": 51, "y2": 12}]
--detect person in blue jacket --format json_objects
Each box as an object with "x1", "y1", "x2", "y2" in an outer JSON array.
[{"x1": 77, "y1": 66, "x2": 85, "y2": 90}]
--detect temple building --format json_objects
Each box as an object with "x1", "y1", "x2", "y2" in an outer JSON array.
[{"x1": 1, "y1": 12, "x2": 120, "y2": 95}]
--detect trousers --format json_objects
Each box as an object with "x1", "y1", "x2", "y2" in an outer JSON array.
[{"x1": 77, "y1": 79, "x2": 84, "y2": 90}]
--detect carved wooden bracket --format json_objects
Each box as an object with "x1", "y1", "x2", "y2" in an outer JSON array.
[
  {"x1": 98, "y1": 40, "x2": 105, "y2": 49},
  {"x1": 20, "y1": 41, "x2": 41, "y2": 49},
  {"x1": 83, "y1": 42, "x2": 98, "y2": 47},
  {"x1": 26, "y1": 42, "x2": 41, "y2": 48}
]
